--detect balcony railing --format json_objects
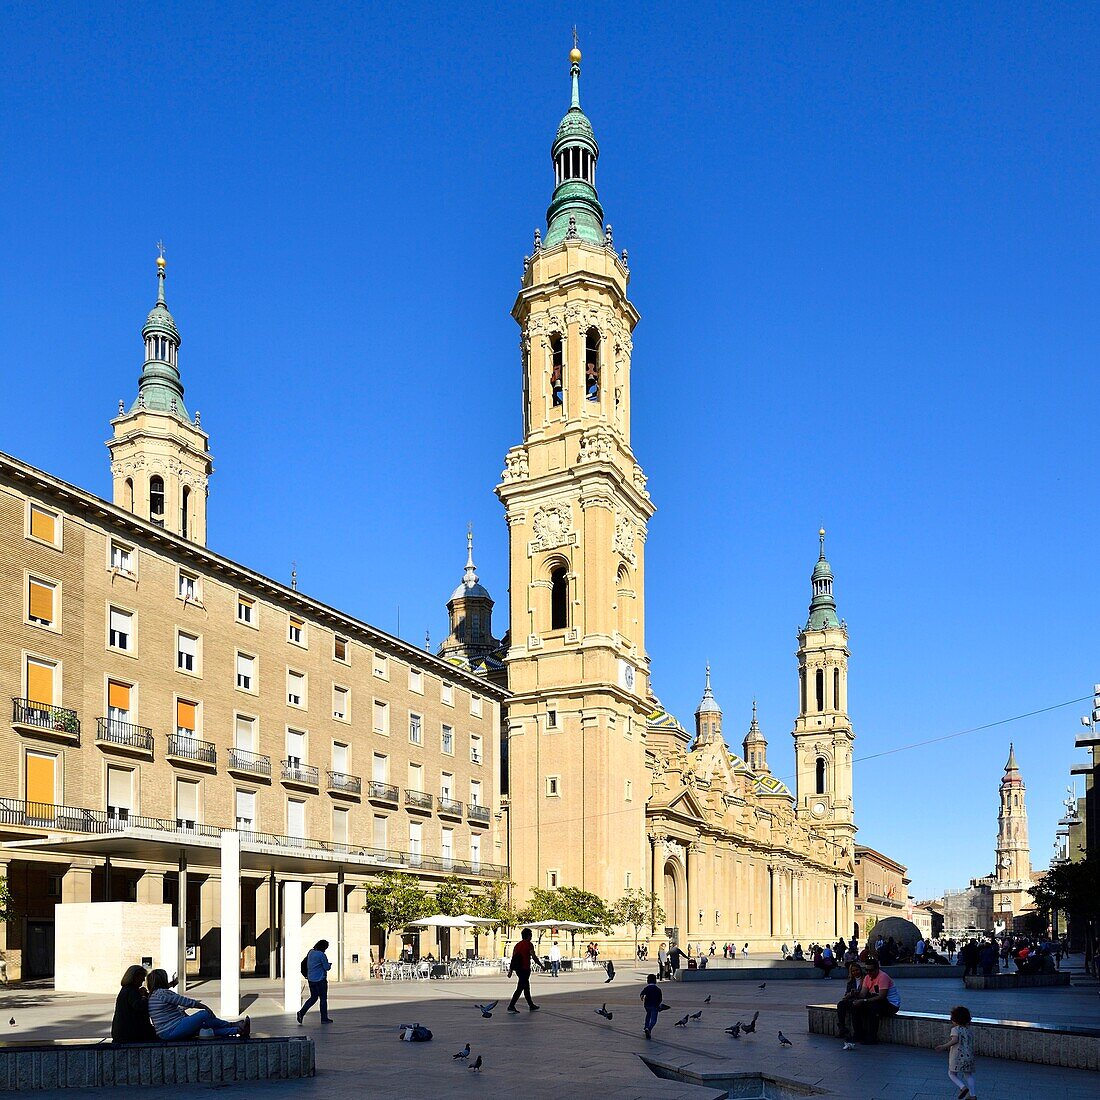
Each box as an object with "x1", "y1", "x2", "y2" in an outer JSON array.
[
  {"x1": 367, "y1": 781, "x2": 399, "y2": 805},
  {"x1": 281, "y1": 761, "x2": 319, "y2": 787},
  {"x1": 467, "y1": 803, "x2": 491, "y2": 825},
  {"x1": 227, "y1": 748, "x2": 272, "y2": 777},
  {"x1": 405, "y1": 789, "x2": 433, "y2": 812},
  {"x1": 866, "y1": 893, "x2": 905, "y2": 909},
  {"x1": 437, "y1": 796, "x2": 463, "y2": 818},
  {"x1": 12, "y1": 698, "x2": 80, "y2": 740},
  {"x1": 167, "y1": 733, "x2": 216, "y2": 765},
  {"x1": 96, "y1": 717, "x2": 154, "y2": 753},
  {"x1": 326, "y1": 770, "x2": 361, "y2": 796}
]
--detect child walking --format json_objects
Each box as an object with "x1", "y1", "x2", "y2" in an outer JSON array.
[
  {"x1": 640, "y1": 973, "x2": 663, "y2": 1039},
  {"x1": 936, "y1": 1005, "x2": 976, "y2": 1099}
]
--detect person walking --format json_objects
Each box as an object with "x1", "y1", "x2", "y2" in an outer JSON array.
[
  {"x1": 914, "y1": 937, "x2": 926, "y2": 964},
  {"x1": 640, "y1": 973, "x2": 663, "y2": 1039},
  {"x1": 507, "y1": 928, "x2": 543, "y2": 1012},
  {"x1": 657, "y1": 942, "x2": 669, "y2": 980},
  {"x1": 669, "y1": 943, "x2": 686, "y2": 976},
  {"x1": 549, "y1": 941, "x2": 561, "y2": 978},
  {"x1": 709, "y1": 941, "x2": 716, "y2": 956},
  {"x1": 146, "y1": 969, "x2": 249, "y2": 1040},
  {"x1": 936, "y1": 1004, "x2": 977, "y2": 1098},
  {"x1": 741, "y1": 943, "x2": 749, "y2": 958},
  {"x1": 297, "y1": 939, "x2": 333, "y2": 1024}
]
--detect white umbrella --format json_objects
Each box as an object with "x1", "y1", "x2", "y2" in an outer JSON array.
[
  {"x1": 409, "y1": 915, "x2": 476, "y2": 928},
  {"x1": 456, "y1": 915, "x2": 500, "y2": 926}
]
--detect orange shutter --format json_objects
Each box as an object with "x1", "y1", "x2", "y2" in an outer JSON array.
[
  {"x1": 176, "y1": 700, "x2": 197, "y2": 731},
  {"x1": 30, "y1": 507, "x2": 56, "y2": 543},
  {"x1": 28, "y1": 579, "x2": 54, "y2": 623},
  {"x1": 108, "y1": 681, "x2": 130, "y2": 711},
  {"x1": 26, "y1": 660, "x2": 54, "y2": 706},
  {"x1": 26, "y1": 754, "x2": 55, "y2": 805}
]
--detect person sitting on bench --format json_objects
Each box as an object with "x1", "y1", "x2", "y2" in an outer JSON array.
[
  {"x1": 112, "y1": 965, "x2": 156, "y2": 1043},
  {"x1": 146, "y1": 969, "x2": 250, "y2": 1041},
  {"x1": 847, "y1": 958, "x2": 900, "y2": 1045}
]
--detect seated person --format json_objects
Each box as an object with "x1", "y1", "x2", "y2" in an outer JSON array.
[
  {"x1": 112, "y1": 965, "x2": 156, "y2": 1043},
  {"x1": 835, "y1": 962, "x2": 864, "y2": 1039},
  {"x1": 146, "y1": 969, "x2": 250, "y2": 1041},
  {"x1": 792, "y1": 943, "x2": 805, "y2": 961},
  {"x1": 847, "y1": 959, "x2": 900, "y2": 1044}
]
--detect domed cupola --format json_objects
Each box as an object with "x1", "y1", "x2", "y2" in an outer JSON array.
[
  {"x1": 134, "y1": 246, "x2": 188, "y2": 417},
  {"x1": 544, "y1": 42, "x2": 605, "y2": 246},
  {"x1": 806, "y1": 527, "x2": 841, "y2": 630},
  {"x1": 439, "y1": 526, "x2": 500, "y2": 665},
  {"x1": 693, "y1": 664, "x2": 724, "y2": 747}
]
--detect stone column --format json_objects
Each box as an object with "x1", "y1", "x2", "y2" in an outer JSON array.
[
  {"x1": 199, "y1": 874, "x2": 221, "y2": 976},
  {"x1": 303, "y1": 883, "x2": 326, "y2": 915},
  {"x1": 177, "y1": 852, "x2": 188, "y2": 993},
  {"x1": 283, "y1": 881, "x2": 303, "y2": 1014},
  {"x1": 220, "y1": 831, "x2": 241, "y2": 1018},
  {"x1": 256, "y1": 872, "x2": 277, "y2": 978},
  {"x1": 62, "y1": 863, "x2": 94, "y2": 904},
  {"x1": 136, "y1": 870, "x2": 166, "y2": 905},
  {"x1": 768, "y1": 865, "x2": 778, "y2": 937},
  {"x1": 335, "y1": 871, "x2": 345, "y2": 983},
  {"x1": 684, "y1": 846, "x2": 693, "y2": 941}
]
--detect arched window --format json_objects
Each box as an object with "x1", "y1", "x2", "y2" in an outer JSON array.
[
  {"x1": 585, "y1": 328, "x2": 600, "y2": 401},
  {"x1": 815, "y1": 669, "x2": 824, "y2": 712},
  {"x1": 833, "y1": 668, "x2": 840, "y2": 711},
  {"x1": 800, "y1": 669, "x2": 806, "y2": 713},
  {"x1": 549, "y1": 335, "x2": 564, "y2": 407},
  {"x1": 149, "y1": 476, "x2": 165, "y2": 524},
  {"x1": 125, "y1": 478, "x2": 134, "y2": 511},
  {"x1": 816, "y1": 757, "x2": 827, "y2": 795},
  {"x1": 181, "y1": 486, "x2": 190, "y2": 539},
  {"x1": 550, "y1": 567, "x2": 569, "y2": 631},
  {"x1": 616, "y1": 564, "x2": 631, "y2": 639}
]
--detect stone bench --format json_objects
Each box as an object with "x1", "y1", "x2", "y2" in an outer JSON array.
[
  {"x1": 807, "y1": 1003, "x2": 1099, "y2": 1071},
  {"x1": 0, "y1": 1036, "x2": 315, "y2": 1090},
  {"x1": 965, "y1": 971, "x2": 1071, "y2": 990},
  {"x1": 677, "y1": 963, "x2": 963, "y2": 982}
]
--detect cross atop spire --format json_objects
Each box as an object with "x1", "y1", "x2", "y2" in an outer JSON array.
[{"x1": 463, "y1": 522, "x2": 479, "y2": 588}]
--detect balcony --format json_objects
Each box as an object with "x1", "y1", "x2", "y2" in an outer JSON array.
[
  {"x1": 326, "y1": 770, "x2": 362, "y2": 799},
  {"x1": 470, "y1": 750, "x2": 482, "y2": 765},
  {"x1": 467, "y1": 803, "x2": 491, "y2": 827},
  {"x1": 405, "y1": 789, "x2": 433, "y2": 814},
  {"x1": 166, "y1": 733, "x2": 216, "y2": 769},
  {"x1": 96, "y1": 717, "x2": 154, "y2": 756},
  {"x1": 366, "y1": 781, "x2": 399, "y2": 806},
  {"x1": 227, "y1": 748, "x2": 272, "y2": 780},
  {"x1": 12, "y1": 698, "x2": 80, "y2": 744},
  {"x1": 281, "y1": 760, "x2": 319, "y2": 789},
  {"x1": 437, "y1": 796, "x2": 463, "y2": 820}
]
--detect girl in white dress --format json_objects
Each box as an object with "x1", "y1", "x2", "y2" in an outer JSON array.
[{"x1": 936, "y1": 1004, "x2": 976, "y2": 1098}]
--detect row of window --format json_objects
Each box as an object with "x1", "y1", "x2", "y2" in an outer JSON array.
[
  {"x1": 23, "y1": 501, "x2": 485, "y2": 716},
  {"x1": 801, "y1": 667, "x2": 844, "y2": 714},
  {"x1": 542, "y1": 775, "x2": 633, "y2": 802},
  {"x1": 547, "y1": 329, "x2": 602, "y2": 408}
]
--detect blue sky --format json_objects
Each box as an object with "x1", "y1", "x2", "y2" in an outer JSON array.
[{"x1": 1, "y1": 3, "x2": 1096, "y2": 901}]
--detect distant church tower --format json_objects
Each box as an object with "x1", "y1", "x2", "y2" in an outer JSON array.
[
  {"x1": 694, "y1": 666, "x2": 722, "y2": 748},
  {"x1": 438, "y1": 527, "x2": 501, "y2": 666},
  {"x1": 107, "y1": 250, "x2": 212, "y2": 544},
  {"x1": 793, "y1": 529, "x2": 856, "y2": 855},
  {"x1": 743, "y1": 700, "x2": 768, "y2": 773},
  {"x1": 497, "y1": 44, "x2": 654, "y2": 902},
  {"x1": 992, "y1": 743, "x2": 1033, "y2": 922}
]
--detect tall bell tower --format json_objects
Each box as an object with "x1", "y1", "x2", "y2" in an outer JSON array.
[
  {"x1": 497, "y1": 44, "x2": 654, "y2": 903},
  {"x1": 992, "y1": 744, "x2": 1033, "y2": 922},
  {"x1": 793, "y1": 529, "x2": 856, "y2": 856}
]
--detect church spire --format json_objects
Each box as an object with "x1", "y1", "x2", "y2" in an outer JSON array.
[
  {"x1": 463, "y1": 523, "x2": 479, "y2": 588},
  {"x1": 806, "y1": 527, "x2": 840, "y2": 630},
  {"x1": 134, "y1": 245, "x2": 189, "y2": 418},
  {"x1": 743, "y1": 698, "x2": 769, "y2": 773}
]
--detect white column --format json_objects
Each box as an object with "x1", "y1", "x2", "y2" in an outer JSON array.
[
  {"x1": 282, "y1": 880, "x2": 303, "y2": 1014},
  {"x1": 219, "y1": 831, "x2": 241, "y2": 1019}
]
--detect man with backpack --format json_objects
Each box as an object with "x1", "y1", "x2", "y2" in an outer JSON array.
[{"x1": 297, "y1": 939, "x2": 333, "y2": 1025}]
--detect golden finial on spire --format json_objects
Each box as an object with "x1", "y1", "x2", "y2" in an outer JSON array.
[
  {"x1": 155, "y1": 240, "x2": 166, "y2": 270},
  {"x1": 570, "y1": 25, "x2": 581, "y2": 64}
]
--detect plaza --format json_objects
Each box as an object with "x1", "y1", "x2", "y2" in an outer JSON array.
[{"x1": 3, "y1": 963, "x2": 1097, "y2": 1098}]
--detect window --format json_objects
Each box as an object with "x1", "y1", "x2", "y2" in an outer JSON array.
[
  {"x1": 408, "y1": 821, "x2": 422, "y2": 865},
  {"x1": 286, "y1": 728, "x2": 306, "y2": 767},
  {"x1": 237, "y1": 595, "x2": 255, "y2": 625},
  {"x1": 107, "y1": 680, "x2": 132, "y2": 727},
  {"x1": 46, "y1": 874, "x2": 62, "y2": 899},
  {"x1": 373, "y1": 814, "x2": 388, "y2": 850},
  {"x1": 625, "y1": 779, "x2": 633, "y2": 802},
  {"x1": 441, "y1": 682, "x2": 453, "y2": 706},
  {"x1": 372, "y1": 700, "x2": 388, "y2": 734},
  {"x1": 175, "y1": 778, "x2": 199, "y2": 829},
  {"x1": 236, "y1": 652, "x2": 255, "y2": 691},
  {"x1": 469, "y1": 779, "x2": 482, "y2": 807},
  {"x1": 547, "y1": 870, "x2": 559, "y2": 888},
  {"x1": 332, "y1": 742, "x2": 349, "y2": 774},
  {"x1": 176, "y1": 699, "x2": 197, "y2": 737},
  {"x1": 549, "y1": 334, "x2": 564, "y2": 407},
  {"x1": 27, "y1": 577, "x2": 56, "y2": 628},
  {"x1": 547, "y1": 708, "x2": 558, "y2": 729},
  {"x1": 408, "y1": 712, "x2": 422, "y2": 745},
  {"x1": 333, "y1": 685, "x2": 349, "y2": 721},
  {"x1": 833, "y1": 667, "x2": 841, "y2": 710},
  {"x1": 178, "y1": 570, "x2": 200, "y2": 602},
  {"x1": 372, "y1": 752, "x2": 388, "y2": 782},
  {"x1": 550, "y1": 567, "x2": 569, "y2": 630},
  {"x1": 470, "y1": 694, "x2": 482, "y2": 718},
  {"x1": 25, "y1": 750, "x2": 56, "y2": 807},
  {"x1": 546, "y1": 776, "x2": 560, "y2": 797},
  {"x1": 440, "y1": 772, "x2": 454, "y2": 799},
  {"x1": 408, "y1": 762, "x2": 423, "y2": 791},
  {"x1": 177, "y1": 631, "x2": 199, "y2": 674},
  {"x1": 28, "y1": 504, "x2": 59, "y2": 546},
  {"x1": 106, "y1": 766, "x2": 133, "y2": 821},
  {"x1": 334, "y1": 635, "x2": 348, "y2": 662},
  {"x1": 235, "y1": 715, "x2": 255, "y2": 751},
  {"x1": 816, "y1": 757, "x2": 827, "y2": 795},
  {"x1": 235, "y1": 790, "x2": 255, "y2": 830},
  {"x1": 470, "y1": 835, "x2": 481, "y2": 871},
  {"x1": 441, "y1": 827, "x2": 453, "y2": 869},
  {"x1": 815, "y1": 668, "x2": 824, "y2": 712},
  {"x1": 287, "y1": 798, "x2": 306, "y2": 839},
  {"x1": 180, "y1": 485, "x2": 191, "y2": 539},
  {"x1": 408, "y1": 667, "x2": 423, "y2": 693},
  {"x1": 585, "y1": 328, "x2": 600, "y2": 401},
  {"x1": 110, "y1": 541, "x2": 134, "y2": 575},
  {"x1": 373, "y1": 653, "x2": 388, "y2": 679},
  {"x1": 288, "y1": 617, "x2": 305, "y2": 645},
  {"x1": 332, "y1": 806, "x2": 349, "y2": 846},
  {"x1": 287, "y1": 669, "x2": 305, "y2": 707},
  {"x1": 441, "y1": 724, "x2": 454, "y2": 755},
  {"x1": 470, "y1": 734, "x2": 482, "y2": 765},
  {"x1": 109, "y1": 607, "x2": 133, "y2": 652}
]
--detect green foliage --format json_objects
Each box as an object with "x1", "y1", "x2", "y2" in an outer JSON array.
[
  {"x1": 613, "y1": 888, "x2": 665, "y2": 952},
  {"x1": 1029, "y1": 859, "x2": 1100, "y2": 920},
  {"x1": 434, "y1": 875, "x2": 472, "y2": 917},
  {"x1": 523, "y1": 886, "x2": 614, "y2": 932},
  {"x1": 0, "y1": 878, "x2": 11, "y2": 923},
  {"x1": 361, "y1": 871, "x2": 430, "y2": 934},
  {"x1": 468, "y1": 880, "x2": 518, "y2": 929}
]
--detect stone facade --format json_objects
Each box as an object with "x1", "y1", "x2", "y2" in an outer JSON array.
[{"x1": 853, "y1": 845, "x2": 910, "y2": 940}]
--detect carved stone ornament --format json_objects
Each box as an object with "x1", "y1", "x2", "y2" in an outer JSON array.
[
  {"x1": 529, "y1": 501, "x2": 576, "y2": 554},
  {"x1": 577, "y1": 425, "x2": 614, "y2": 463},
  {"x1": 614, "y1": 513, "x2": 636, "y2": 565},
  {"x1": 501, "y1": 449, "x2": 530, "y2": 482}
]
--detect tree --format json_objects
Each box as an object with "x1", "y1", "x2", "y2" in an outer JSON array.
[
  {"x1": 361, "y1": 871, "x2": 430, "y2": 960},
  {"x1": 521, "y1": 885, "x2": 614, "y2": 949},
  {"x1": 614, "y1": 888, "x2": 665, "y2": 957},
  {"x1": 434, "y1": 875, "x2": 472, "y2": 917},
  {"x1": 1030, "y1": 859, "x2": 1100, "y2": 962},
  {"x1": 0, "y1": 878, "x2": 10, "y2": 923}
]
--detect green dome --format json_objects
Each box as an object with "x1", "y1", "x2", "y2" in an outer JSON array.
[
  {"x1": 806, "y1": 529, "x2": 840, "y2": 630},
  {"x1": 142, "y1": 302, "x2": 180, "y2": 344},
  {"x1": 555, "y1": 106, "x2": 596, "y2": 147}
]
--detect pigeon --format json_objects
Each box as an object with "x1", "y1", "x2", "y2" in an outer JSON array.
[
  {"x1": 704, "y1": 995, "x2": 711, "y2": 1004},
  {"x1": 453, "y1": 1043, "x2": 470, "y2": 1061},
  {"x1": 595, "y1": 1004, "x2": 613, "y2": 1020},
  {"x1": 605, "y1": 960, "x2": 616, "y2": 983},
  {"x1": 778, "y1": 1031, "x2": 793, "y2": 1046},
  {"x1": 469, "y1": 1055, "x2": 483, "y2": 1072},
  {"x1": 688, "y1": 1010, "x2": 702, "y2": 1021},
  {"x1": 743, "y1": 1011, "x2": 759, "y2": 1034},
  {"x1": 674, "y1": 1015, "x2": 689, "y2": 1027},
  {"x1": 725, "y1": 1021, "x2": 742, "y2": 1037},
  {"x1": 758, "y1": 982, "x2": 766, "y2": 990},
  {"x1": 7, "y1": 1019, "x2": 13, "y2": 1027},
  {"x1": 475, "y1": 1001, "x2": 498, "y2": 1019}
]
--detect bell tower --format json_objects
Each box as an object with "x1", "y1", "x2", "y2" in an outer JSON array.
[
  {"x1": 793, "y1": 529, "x2": 856, "y2": 855},
  {"x1": 992, "y1": 743, "x2": 1033, "y2": 922},
  {"x1": 107, "y1": 248, "x2": 213, "y2": 545},
  {"x1": 497, "y1": 43, "x2": 654, "y2": 902}
]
